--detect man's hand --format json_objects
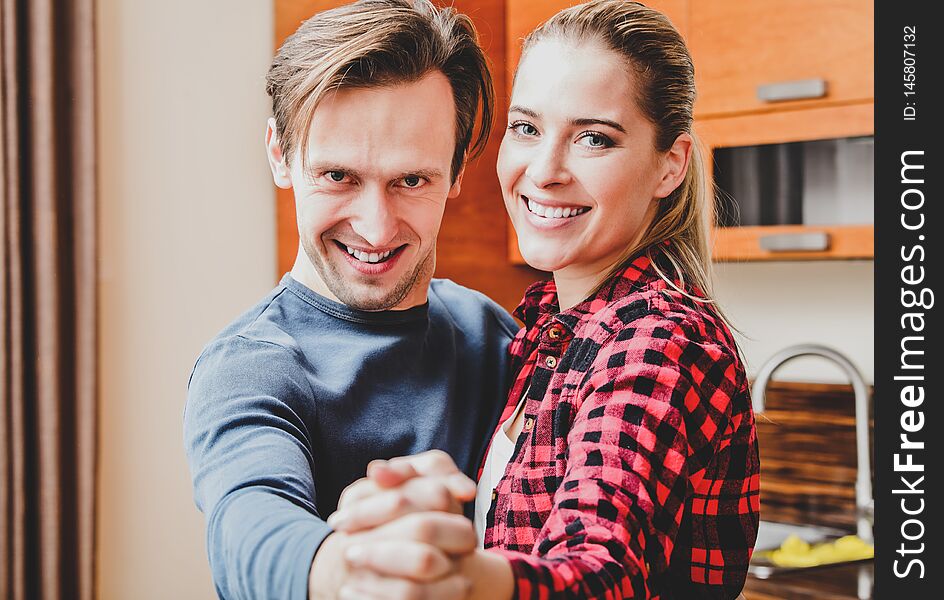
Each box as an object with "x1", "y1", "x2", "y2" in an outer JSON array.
[
  {"x1": 309, "y1": 511, "x2": 478, "y2": 600},
  {"x1": 330, "y1": 450, "x2": 476, "y2": 534}
]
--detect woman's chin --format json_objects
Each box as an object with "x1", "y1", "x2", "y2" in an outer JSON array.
[{"x1": 517, "y1": 245, "x2": 567, "y2": 273}]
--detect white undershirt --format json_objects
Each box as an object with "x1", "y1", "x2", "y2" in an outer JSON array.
[{"x1": 473, "y1": 395, "x2": 526, "y2": 547}]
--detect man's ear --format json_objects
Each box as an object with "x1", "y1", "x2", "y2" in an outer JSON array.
[
  {"x1": 265, "y1": 117, "x2": 293, "y2": 189},
  {"x1": 653, "y1": 132, "x2": 693, "y2": 199},
  {"x1": 447, "y1": 161, "x2": 467, "y2": 199}
]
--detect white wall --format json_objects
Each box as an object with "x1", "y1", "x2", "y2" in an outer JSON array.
[
  {"x1": 714, "y1": 260, "x2": 874, "y2": 385},
  {"x1": 96, "y1": 1, "x2": 276, "y2": 598}
]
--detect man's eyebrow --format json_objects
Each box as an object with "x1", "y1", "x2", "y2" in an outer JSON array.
[
  {"x1": 508, "y1": 105, "x2": 626, "y2": 134},
  {"x1": 400, "y1": 168, "x2": 445, "y2": 181},
  {"x1": 306, "y1": 163, "x2": 365, "y2": 179},
  {"x1": 305, "y1": 164, "x2": 445, "y2": 181}
]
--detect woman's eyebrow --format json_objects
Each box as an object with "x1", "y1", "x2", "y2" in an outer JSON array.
[
  {"x1": 509, "y1": 106, "x2": 626, "y2": 134},
  {"x1": 571, "y1": 117, "x2": 626, "y2": 133},
  {"x1": 508, "y1": 105, "x2": 538, "y2": 118}
]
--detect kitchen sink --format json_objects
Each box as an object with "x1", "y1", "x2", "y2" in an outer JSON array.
[{"x1": 750, "y1": 520, "x2": 870, "y2": 579}]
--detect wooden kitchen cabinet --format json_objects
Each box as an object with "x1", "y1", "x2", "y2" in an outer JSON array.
[
  {"x1": 690, "y1": 0, "x2": 874, "y2": 262},
  {"x1": 689, "y1": 0, "x2": 873, "y2": 118},
  {"x1": 697, "y1": 103, "x2": 874, "y2": 261}
]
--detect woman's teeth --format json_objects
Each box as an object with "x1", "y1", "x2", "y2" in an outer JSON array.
[
  {"x1": 526, "y1": 198, "x2": 589, "y2": 219},
  {"x1": 346, "y1": 246, "x2": 395, "y2": 264}
]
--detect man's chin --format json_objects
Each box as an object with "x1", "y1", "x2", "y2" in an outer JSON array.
[
  {"x1": 305, "y1": 244, "x2": 432, "y2": 312},
  {"x1": 323, "y1": 265, "x2": 419, "y2": 312},
  {"x1": 331, "y1": 283, "x2": 411, "y2": 312}
]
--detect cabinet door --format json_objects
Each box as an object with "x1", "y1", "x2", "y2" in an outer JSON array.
[
  {"x1": 697, "y1": 103, "x2": 874, "y2": 261},
  {"x1": 689, "y1": 0, "x2": 873, "y2": 117}
]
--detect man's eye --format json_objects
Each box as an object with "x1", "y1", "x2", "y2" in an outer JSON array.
[
  {"x1": 327, "y1": 171, "x2": 347, "y2": 182},
  {"x1": 401, "y1": 175, "x2": 424, "y2": 188}
]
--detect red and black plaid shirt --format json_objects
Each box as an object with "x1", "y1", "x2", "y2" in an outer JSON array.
[{"x1": 482, "y1": 242, "x2": 760, "y2": 599}]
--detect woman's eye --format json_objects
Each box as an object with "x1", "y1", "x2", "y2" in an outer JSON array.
[
  {"x1": 510, "y1": 122, "x2": 539, "y2": 137},
  {"x1": 578, "y1": 132, "x2": 613, "y2": 148}
]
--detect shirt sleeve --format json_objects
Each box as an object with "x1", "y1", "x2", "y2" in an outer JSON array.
[
  {"x1": 493, "y1": 321, "x2": 744, "y2": 599},
  {"x1": 183, "y1": 335, "x2": 331, "y2": 600}
]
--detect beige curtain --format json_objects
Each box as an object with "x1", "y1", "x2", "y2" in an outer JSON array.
[{"x1": 0, "y1": 0, "x2": 97, "y2": 598}]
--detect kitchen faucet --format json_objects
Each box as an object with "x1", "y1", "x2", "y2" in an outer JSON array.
[{"x1": 751, "y1": 344, "x2": 873, "y2": 543}]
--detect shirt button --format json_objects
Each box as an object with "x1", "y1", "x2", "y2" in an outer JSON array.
[
  {"x1": 523, "y1": 417, "x2": 535, "y2": 432},
  {"x1": 545, "y1": 355, "x2": 557, "y2": 369},
  {"x1": 548, "y1": 326, "x2": 562, "y2": 339}
]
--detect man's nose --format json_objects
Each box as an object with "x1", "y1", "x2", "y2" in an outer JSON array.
[
  {"x1": 349, "y1": 187, "x2": 399, "y2": 248},
  {"x1": 525, "y1": 142, "x2": 572, "y2": 188}
]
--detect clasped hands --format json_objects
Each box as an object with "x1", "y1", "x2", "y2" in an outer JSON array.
[{"x1": 311, "y1": 450, "x2": 490, "y2": 600}]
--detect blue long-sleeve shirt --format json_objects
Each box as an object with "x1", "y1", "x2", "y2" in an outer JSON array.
[{"x1": 184, "y1": 274, "x2": 517, "y2": 599}]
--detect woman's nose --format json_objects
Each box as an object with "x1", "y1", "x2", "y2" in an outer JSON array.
[{"x1": 525, "y1": 143, "x2": 572, "y2": 188}]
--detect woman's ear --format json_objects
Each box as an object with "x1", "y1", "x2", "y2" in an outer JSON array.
[
  {"x1": 654, "y1": 132, "x2": 693, "y2": 199},
  {"x1": 265, "y1": 117, "x2": 293, "y2": 189}
]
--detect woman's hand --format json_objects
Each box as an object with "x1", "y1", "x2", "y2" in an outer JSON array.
[
  {"x1": 320, "y1": 450, "x2": 494, "y2": 599},
  {"x1": 330, "y1": 450, "x2": 476, "y2": 533},
  {"x1": 337, "y1": 515, "x2": 514, "y2": 600},
  {"x1": 338, "y1": 511, "x2": 479, "y2": 600},
  {"x1": 311, "y1": 510, "x2": 479, "y2": 600}
]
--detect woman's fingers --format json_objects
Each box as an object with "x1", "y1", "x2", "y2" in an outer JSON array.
[
  {"x1": 375, "y1": 512, "x2": 478, "y2": 556},
  {"x1": 344, "y1": 540, "x2": 453, "y2": 580},
  {"x1": 367, "y1": 459, "x2": 419, "y2": 488},
  {"x1": 335, "y1": 477, "x2": 380, "y2": 512},
  {"x1": 334, "y1": 513, "x2": 477, "y2": 599},
  {"x1": 389, "y1": 449, "x2": 460, "y2": 476},
  {"x1": 374, "y1": 460, "x2": 475, "y2": 501},
  {"x1": 384, "y1": 452, "x2": 476, "y2": 502},
  {"x1": 439, "y1": 473, "x2": 476, "y2": 502},
  {"x1": 339, "y1": 571, "x2": 472, "y2": 600},
  {"x1": 332, "y1": 478, "x2": 462, "y2": 533}
]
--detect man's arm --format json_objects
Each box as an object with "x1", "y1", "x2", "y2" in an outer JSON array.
[{"x1": 184, "y1": 335, "x2": 331, "y2": 599}]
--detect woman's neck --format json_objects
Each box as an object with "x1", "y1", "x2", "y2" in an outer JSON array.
[{"x1": 553, "y1": 252, "x2": 625, "y2": 311}]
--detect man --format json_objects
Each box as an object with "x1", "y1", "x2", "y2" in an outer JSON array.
[{"x1": 183, "y1": 1, "x2": 515, "y2": 598}]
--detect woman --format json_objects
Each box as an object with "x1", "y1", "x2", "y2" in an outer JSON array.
[{"x1": 332, "y1": 1, "x2": 759, "y2": 597}]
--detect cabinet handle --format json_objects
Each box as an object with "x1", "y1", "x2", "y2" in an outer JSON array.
[
  {"x1": 759, "y1": 232, "x2": 830, "y2": 252},
  {"x1": 756, "y1": 79, "x2": 827, "y2": 102}
]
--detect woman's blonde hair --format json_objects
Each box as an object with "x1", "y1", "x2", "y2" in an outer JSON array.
[{"x1": 521, "y1": 1, "x2": 723, "y2": 316}]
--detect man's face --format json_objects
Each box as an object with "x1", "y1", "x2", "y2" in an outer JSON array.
[{"x1": 267, "y1": 71, "x2": 462, "y2": 311}]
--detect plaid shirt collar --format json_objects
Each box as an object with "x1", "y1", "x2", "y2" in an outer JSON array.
[{"x1": 513, "y1": 240, "x2": 679, "y2": 333}]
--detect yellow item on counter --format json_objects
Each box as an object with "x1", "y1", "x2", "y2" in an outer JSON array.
[{"x1": 762, "y1": 534, "x2": 873, "y2": 568}]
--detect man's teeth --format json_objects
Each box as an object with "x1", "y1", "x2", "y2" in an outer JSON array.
[
  {"x1": 526, "y1": 198, "x2": 589, "y2": 219},
  {"x1": 346, "y1": 246, "x2": 394, "y2": 263}
]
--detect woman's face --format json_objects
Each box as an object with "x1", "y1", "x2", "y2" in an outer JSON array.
[{"x1": 498, "y1": 39, "x2": 687, "y2": 278}]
